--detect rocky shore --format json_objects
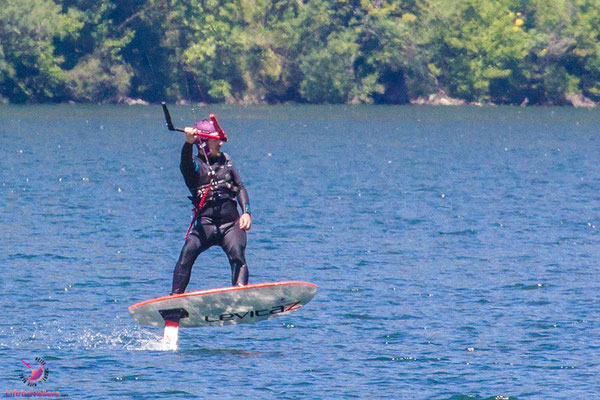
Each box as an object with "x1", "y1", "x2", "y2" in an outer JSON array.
[{"x1": 411, "y1": 90, "x2": 597, "y2": 107}]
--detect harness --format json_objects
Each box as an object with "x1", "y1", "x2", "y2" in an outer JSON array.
[{"x1": 184, "y1": 152, "x2": 239, "y2": 239}]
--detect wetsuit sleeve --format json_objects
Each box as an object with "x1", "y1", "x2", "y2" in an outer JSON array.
[
  {"x1": 231, "y1": 164, "x2": 250, "y2": 214},
  {"x1": 180, "y1": 142, "x2": 196, "y2": 176}
]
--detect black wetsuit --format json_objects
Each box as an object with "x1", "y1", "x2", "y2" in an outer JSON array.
[{"x1": 171, "y1": 142, "x2": 250, "y2": 293}]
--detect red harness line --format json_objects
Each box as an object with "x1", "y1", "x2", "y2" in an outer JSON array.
[{"x1": 184, "y1": 186, "x2": 211, "y2": 240}]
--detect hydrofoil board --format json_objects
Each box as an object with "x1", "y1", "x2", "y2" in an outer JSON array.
[{"x1": 129, "y1": 281, "x2": 317, "y2": 328}]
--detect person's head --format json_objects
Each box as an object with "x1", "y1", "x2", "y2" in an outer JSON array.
[
  {"x1": 193, "y1": 119, "x2": 226, "y2": 156},
  {"x1": 204, "y1": 138, "x2": 223, "y2": 156}
]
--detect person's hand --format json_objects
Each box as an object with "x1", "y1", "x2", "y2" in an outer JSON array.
[
  {"x1": 239, "y1": 213, "x2": 252, "y2": 231},
  {"x1": 184, "y1": 127, "x2": 198, "y2": 143}
]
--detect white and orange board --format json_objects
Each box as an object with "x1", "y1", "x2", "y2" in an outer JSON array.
[{"x1": 129, "y1": 281, "x2": 317, "y2": 327}]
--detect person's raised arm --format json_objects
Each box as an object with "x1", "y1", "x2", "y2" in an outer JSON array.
[{"x1": 180, "y1": 127, "x2": 199, "y2": 175}]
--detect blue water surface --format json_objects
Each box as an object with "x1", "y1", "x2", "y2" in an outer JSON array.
[{"x1": 0, "y1": 105, "x2": 599, "y2": 399}]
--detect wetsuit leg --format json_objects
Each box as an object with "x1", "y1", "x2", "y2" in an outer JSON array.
[
  {"x1": 220, "y1": 221, "x2": 249, "y2": 286},
  {"x1": 171, "y1": 224, "x2": 215, "y2": 294}
]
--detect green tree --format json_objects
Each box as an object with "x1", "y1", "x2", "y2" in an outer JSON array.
[
  {"x1": 66, "y1": 33, "x2": 135, "y2": 102},
  {"x1": 356, "y1": 0, "x2": 433, "y2": 103},
  {"x1": 299, "y1": 30, "x2": 359, "y2": 103},
  {"x1": 1, "y1": 0, "x2": 600, "y2": 104},
  {"x1": 0, "y1": 0, "x2": 83, "y2": 102},
  {"x1": 562, "y1": 0, "x2": 600, "y2": 100},
  {"x1": 425, "y1": 0, "x2": 541, "y2": 103}
]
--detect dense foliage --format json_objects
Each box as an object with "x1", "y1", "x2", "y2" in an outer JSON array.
[{"x1": 1, "y1": 0, "x2": 599, "y2": 104}]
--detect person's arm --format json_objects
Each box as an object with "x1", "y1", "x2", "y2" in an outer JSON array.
[
  {"x1": 180, "y1": 128, "x2": 199, "y2": 176},
  {"x1": 231, "y1": 164, "x2": 252, "y2": 230}
]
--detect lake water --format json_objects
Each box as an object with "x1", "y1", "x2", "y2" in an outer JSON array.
[{"x1": 0, "y1": 104, "x2": 599, "y2": 399}]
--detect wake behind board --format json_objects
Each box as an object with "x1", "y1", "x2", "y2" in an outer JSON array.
[{"x1": 129, "y1": 281, "x2": 317, "y2": 328}]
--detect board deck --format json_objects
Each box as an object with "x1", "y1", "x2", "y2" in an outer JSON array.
[{"x1": 129, "y1": 281, "x2": 317, "y2": 327}]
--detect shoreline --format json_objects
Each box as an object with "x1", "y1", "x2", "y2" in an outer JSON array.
[
  {"x1": 1, "y1": 93, "x2": 596, "y2": 108},
  {"x1": 121, "y1": 92, "x2": 597, "y2": 108}
]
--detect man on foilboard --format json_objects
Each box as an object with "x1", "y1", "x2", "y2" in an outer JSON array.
[
  {"x1": 130, "y1": 107, "x2": 315, "y2": 351},
  {"x1": 172, "y1": 119, "x2": 252, "y2": 294},
  {"x1": 161, "y1": 116, "x2": 251, "y2": 347}
]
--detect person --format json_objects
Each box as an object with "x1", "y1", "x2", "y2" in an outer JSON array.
[{"x1": 171, "y1": 118, "x2": 251, "y2": 294}]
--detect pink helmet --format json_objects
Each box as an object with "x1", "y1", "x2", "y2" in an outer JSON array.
[{"x1": 193, "y1": 114, "x2": 228, "y2": 142}]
